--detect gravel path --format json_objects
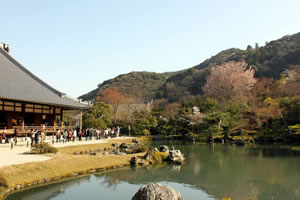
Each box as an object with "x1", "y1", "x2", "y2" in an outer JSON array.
[{"x1": 0, "y1": 137, "x2": 133, "y2": 168}]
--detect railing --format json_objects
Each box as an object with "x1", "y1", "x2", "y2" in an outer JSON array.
[
  {"x1": 0, "y1": 126, "x2": 76, "y2": 135},
  {"x1": 12, "y1": 125, "x2": 75, "y2": 130}
]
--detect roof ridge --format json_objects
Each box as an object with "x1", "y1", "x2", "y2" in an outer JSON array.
[{"x1": 0, "y1": 48, "x2": 65, "y2": 97}]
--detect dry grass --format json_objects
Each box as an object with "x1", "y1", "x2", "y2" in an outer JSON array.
[
  {"x1": 58, "y1": 138, "x2": 132, "y2": 154},
  {"x1": 0, "y1": 174, "x2": 8, "y2": 188},
  {"x1": 0, "y1": 153, "x2": 143, "y2": 188},
  {"x1": 0, "y1": 188, "x2": 4, "y2": 200},
  {"x1": 137, "y1": 136, "x2": 153, "y2": 142}
]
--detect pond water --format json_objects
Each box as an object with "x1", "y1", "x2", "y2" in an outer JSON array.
[{"x1": 7, "y1": 143, "x2": 300, "y2": 200}]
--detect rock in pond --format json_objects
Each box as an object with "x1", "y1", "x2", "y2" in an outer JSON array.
[
  {"x1": 120, "y1": 142, "x2": 135, "y2": 149},
  {"x1": 159, "y1": 145, "x2": 169, "y2": 152},
  {"x1": 130, "y1": 156, "x2": 150, "y2": 166},
  {"x1": 132, "y1": 183, "x2": 183, "y2": 200},
  {"x1": 235, "y1": 139, "x2": 245, "y2": 146},
  {"x1": 132, "y1": 138, "x2": 140, "y2": 144},
  {"x1": 143, "y1": 147, "x2": 156, "y2": 160},
  {"x1": 167, "y1": 149, "x2": 185, "y2": 165}
]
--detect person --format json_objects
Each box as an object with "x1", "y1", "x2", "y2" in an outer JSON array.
[
  {"x1": 89, "y1": 128, "x2": 93, "y2": 140},
  {"x1": 56, "y1": 129, "x2": 61, "y2": 143},
  {"x1": 41, "y1": 131, "x2": 46, "y2": 143},
  {"x1": 60, "y1": 131, "x2": 64, "y2": 142},
  {"x1": 117, "y1": 126, "x2": 120, "y2": 137},
  {"x1": 104, "y1": 128, "x2": 109, "y2": 138},
  {"x1": 78, "y1": 129, "x2": 82, "y2": 141},
  {"x1": 13, "y1": 127, "x2": 18, "y2": 145},
  {"x1": 73, "y1": 129, "x2": 77, "y2": 142},
  {"x1": 30, "y1": 129, "x2": 35, "y2": 146},
  {"x1": 111, "y1": 128, "x2": 115, "y2": 138},
  {"x1": 68, "y1": 129, "x2": 72, "y2": 142},
  {"x1": 10, "y1": 137, "x2": 14, "y2": 149},
  {"x1": 100, "y1": 129, "x2": 104, "y2": 139},
  {"x1": 1, "y1": 127, "x2": 7, "y2": 144},
  {"x1": 34, "y1": 130, "x2": 40, "y2": 144},
  {"x1": 96, "y1": 129, "x2": 100, "y2": 140},
  {"x1": 85, "y1": 128, "x2": 89, "y2": 141},
  {"x1": 64, "y1": 129, "x2": 68, "y2": 143}
]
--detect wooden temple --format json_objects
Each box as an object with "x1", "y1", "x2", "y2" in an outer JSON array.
[{"x1": 0, "y1": 43, "x2": 89, "y2": 136}]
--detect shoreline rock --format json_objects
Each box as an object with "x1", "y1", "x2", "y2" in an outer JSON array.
[{"x1": 130, "y1": 146, "x2": 185, "y2": 166}]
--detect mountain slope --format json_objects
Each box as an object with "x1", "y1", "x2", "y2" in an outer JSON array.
[
  {"x1": 160, "y1": 32, "x2": 300, "y2": 101},
  {"x1": 80, "y1": 32, "x2": 300, "y2": 102},
  {"x1": 79, "y1": 71, "x2": 175, "y2": 102}
]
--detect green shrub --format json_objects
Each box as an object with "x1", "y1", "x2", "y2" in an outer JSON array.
[
  {"x1": 31, "y1": 143, "x2": 58, "y2": 154},
  {"x1": 153, "y1": 152, "x2": 169, "y2": 163},
  {"x1": 0, "y1": 174, "x2": 8, "y2": 188}
]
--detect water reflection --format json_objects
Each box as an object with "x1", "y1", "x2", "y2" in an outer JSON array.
[{"x1": 7, "y1": 144, "x2": 300, "y2": 200}]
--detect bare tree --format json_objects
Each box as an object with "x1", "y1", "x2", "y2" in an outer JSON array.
[{"x1": 98, "y1": 88, "x2": 124, "y2": 123}]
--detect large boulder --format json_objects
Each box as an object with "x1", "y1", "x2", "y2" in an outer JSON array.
[
  {"x1": 132, "y1": 183, "x2": 183, "y2": 200},
  {"x1": 120, "y1": 142, "x2": 138, "y2": 153},
  {"x1": 143, "y1": 147, "x2": 156, "y2": 160}
]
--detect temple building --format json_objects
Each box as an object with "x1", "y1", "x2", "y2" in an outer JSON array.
[{"x1": 0, "y1": 43, "x2": 89, "y2": 135}]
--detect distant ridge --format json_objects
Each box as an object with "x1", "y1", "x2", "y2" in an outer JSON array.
[{"x1": 80, "y1": 32, "x2": 300, "y2": 102}]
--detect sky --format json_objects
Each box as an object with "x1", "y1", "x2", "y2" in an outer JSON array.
[{"x1": 1, "y1": 0, "x2": 300, "y2": 98}]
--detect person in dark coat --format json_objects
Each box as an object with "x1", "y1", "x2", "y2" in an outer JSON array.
[
  {"x1": 34, "y1": 130, "x2": 40, "y2": 144},
  {"x1": 13, "y1": 127, "x2": 18, "y2": 145}
]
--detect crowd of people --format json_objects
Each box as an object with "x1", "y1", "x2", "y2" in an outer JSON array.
[
  {"x1": 54, "y1": 126, "x2": 121, "y2": 143},
  {"x1": 0, "y1": 127, "x2": 19, "y2": 144},
  {"x1": 0, "y1": 126, "x2": 121, "y2": 146}
]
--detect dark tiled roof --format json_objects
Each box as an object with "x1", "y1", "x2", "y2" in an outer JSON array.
[{"x1": 0, "y1": 48, "x2": 88, "y2": 109}]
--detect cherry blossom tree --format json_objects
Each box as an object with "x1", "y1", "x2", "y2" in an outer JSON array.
[{"x1": 203, "y1": 61, "x2": 256, "y2": 101}]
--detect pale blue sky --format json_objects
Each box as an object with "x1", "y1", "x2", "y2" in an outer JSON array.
[{"x1": 1, "y1": 0, "x2": 300, "y2": 97}]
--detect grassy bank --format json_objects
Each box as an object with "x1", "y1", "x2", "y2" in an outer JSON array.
[{"x1": 0, "y1": 138, "x2": 143, "y2": 200}]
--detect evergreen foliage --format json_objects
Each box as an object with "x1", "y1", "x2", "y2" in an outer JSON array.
[{"x1": 82, "y1": 102, "x2": 113, "y2": 129}]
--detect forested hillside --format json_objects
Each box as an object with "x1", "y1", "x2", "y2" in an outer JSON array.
[
  {"x1": 80, "y1": 32, "x2": 300, "y2": 102},
  {"x1": 79, "y1": 71, "x2": 175, "y2": 102},
  {"x1": 81, "y1": 32, "x2": 300, "y2": 142},
  {"x1": 160, "y1": 32, "x2": 300, "y2": 101}
]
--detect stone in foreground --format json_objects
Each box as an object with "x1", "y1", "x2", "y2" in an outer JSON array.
[{"x1": 132, "y1": 183, "x2": 183, "y2": 200}]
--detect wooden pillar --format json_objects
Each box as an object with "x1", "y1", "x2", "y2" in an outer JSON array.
[
  {"x1": 80, "y1": 109, "x2": 82, "y2": 132},
  {"x1": 60, "y1": 108, "x2": 63, "y2": 131},
  {"x1": 21, "y1": 103, "x2": 25, "y2": 131},
  {"x1": 53, "y1": 107, "x2": 56, "y2": 131},
  {"x1": 22, "y1": 120, "x2": 25, "y2": 131}
]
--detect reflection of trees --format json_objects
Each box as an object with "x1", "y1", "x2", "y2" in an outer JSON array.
[
  {"x1": 8, "y1": 144, "x2": 300, "y2": 200},
  {"x1": 7, "y1": 176, "x2": 91, "y2": 200},
  {"x1": 100, "y1": 171, "x2": 122, "y2": 190},
  {"x1": 95, "y1": 164, "x2": 175, "y2": 186},
  {"x1": 97, "y1": 144, "x2": 300, "y2": 200}
]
